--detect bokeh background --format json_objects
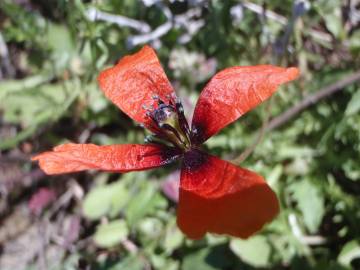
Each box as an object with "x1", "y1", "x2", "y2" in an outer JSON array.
[{"x1": 1, "y1": 0, "x2": 360, "y2": 269}]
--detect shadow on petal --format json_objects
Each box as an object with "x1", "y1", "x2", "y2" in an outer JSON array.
[{"x1": 177, "y1": 182, "x2": 279, "y2": 239}]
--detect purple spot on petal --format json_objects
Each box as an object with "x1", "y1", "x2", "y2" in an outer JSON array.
[{"x1": 183, "y1": 149, "x2": 207, "y2": 171}]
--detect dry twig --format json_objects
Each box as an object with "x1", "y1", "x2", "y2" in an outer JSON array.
[
  {"x1": 232, "y1": 70, "x2": 360, "y2": 164},
  {"x1": 0, "y1": 33, "x2": 15, "y2": 79},
  {"x1": 232, "y1": 99, "x2": 273, "y2": 164},
  {"x1": 240, "y1": 1, "x2": 333, "y2": 45},
  {"x1": 86, "y1": 7, "x2": 151, "y2": 33},
  {"x1": 86, "y1": 6, "x2": 204, "y2": 48},
  {"x1": 267, "y1": 70, "x2": 360, "y2": 131}
]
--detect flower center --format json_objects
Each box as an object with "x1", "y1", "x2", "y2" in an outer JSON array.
[{"x1": 144, "y1": 96, "x2": 191, "y2": 151}]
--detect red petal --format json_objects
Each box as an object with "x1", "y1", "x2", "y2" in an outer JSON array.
[
  {"x1": 32, "y1": 143, "x2": 179, "y2": 175},
  {"x1": 98, "y1": 46, "x2": 175, "y2": 128},
  {"x1": 177, "y1": 150, "x2": 279, "y2": 239},
  {"x1": 191, "y1": 65, "x2": 299, "y2": 143}
]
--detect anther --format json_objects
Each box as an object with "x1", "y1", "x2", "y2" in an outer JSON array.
[
  {"x1": 142, "y1": 104, "x2": 148, "y2": 110},
  {"x1": 152, "y1": 94, "x2": 159, "y2": 100}
]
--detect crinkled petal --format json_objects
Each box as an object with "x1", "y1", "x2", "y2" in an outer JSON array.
[
  {"x1": 98, "y1": 46, "x2": 176, "y2": 129},
  {"x1": 177, "y1": 150, "x2": 279, "y2": 239},
  {"x1": 191, "y1": 65, "x2": 299, "y2": 144},
  {"x1": 32, "y1": 143, "x2": 180, "y2": 175}
]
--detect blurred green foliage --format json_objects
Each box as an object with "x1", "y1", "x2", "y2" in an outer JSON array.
[{"x1": 1, "y1": 0, "x2": 360, "y2": 269}]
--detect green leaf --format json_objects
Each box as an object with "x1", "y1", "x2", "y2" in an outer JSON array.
[
  {"x1": 46, "y1": 23, "x2": 74, "y2": 53},
  {"x1": 345, "y1": 89, "x2": 360, "y2": 116},
  {"x1": 94, "y1": 220, "x2": 129, "y2": 248},
  {"x1": 83, "y1": 180, "x2": 130, "y2": 220},
  {"x1": 342, "y1": 159, "x2": 360, "y2": 181},
  {"x1": 83, "y1": 185, "x2": 113, "y2": 220},
  {"x1": 290, "y1": 180, "x2": 325, "y2": 233},
  {"x1": 162, "y1": 219, "x2": 184, "y2": 254},
  {"x1": 46, "y1": 23, "x2": 76, "y2": 72},
  {"x1": 101, "y1": 255, "x2": 144, "y2": 270},
  {"x1": 125, "y1": 181, "x2": 167, "y2": 226},
  {"x1": 230, "y1": 235, "x2": 271, "y2": 267},
  {"x1": 349, "y1": 30, "x2": 360, "y2": 53},
  {"x1": 267, "y1": 164, "x2": 283, "y2": 189},
  {"x1": 314, "y1": 0, "x2": 344, "y2": 39},
  {"x1": 278, "y1": 146, "x2": 315, "y2": 159},
  {"x1": 338, "y1": 240, "x2": 360, "y2": 267},
  {"x1": 109, "y1": 183, "x2": 131, "y2": 218},
  {"x1": 0, "y1": 83, "x2": 68, "y2": 126},
  {"x1": 137, "y1": 217, "x2": 163, "y2": 240},
  {"x1": 0, "y1": 79, "x2": 80, "y2": 149},
  {"x1": 314, "y1": 261, "x2": 349, "y2": 270},
  {"x1": 0, "y1": 74, "x2": 52, "y2": 100},
  {"x1": 182, "y1": 246, "x2": 233, "y2": 270}
]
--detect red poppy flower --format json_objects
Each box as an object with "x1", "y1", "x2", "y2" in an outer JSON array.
[{"x1": 32, "y1": 46, "x2": 299, "y2": 239}]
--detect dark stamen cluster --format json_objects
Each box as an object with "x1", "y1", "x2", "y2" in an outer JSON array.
[{"x1": 142, "y1": 95, "x2": 191, "y2": 151}]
